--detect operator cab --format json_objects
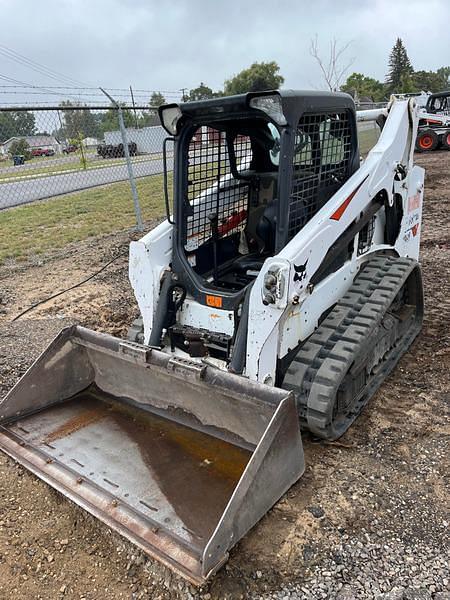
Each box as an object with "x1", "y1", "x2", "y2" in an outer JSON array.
[
  {"x1": 425, "y1": 91, "x2": 450, "y2": 115},
  {"x1": 183, "y1": 118, "x2": 280, "y2": 292},
  {"x1": 160, "y1": 91, "x2": 359, "y2": 312}
]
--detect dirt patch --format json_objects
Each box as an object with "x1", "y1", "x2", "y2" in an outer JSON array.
[{"x1": 0, "y1": 153, "x2": 449, "y2": 599}]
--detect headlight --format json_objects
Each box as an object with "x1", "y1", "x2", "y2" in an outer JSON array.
[
  {"x1": 159, "y1": 105, "x2": 182, "y2": 135},
  {"x1": 249, "y1": 94, "x2": 287, "y2": 126}
]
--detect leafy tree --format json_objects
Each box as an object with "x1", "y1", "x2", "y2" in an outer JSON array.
[
  {"x1": 68, "y1": 133, "x2": 88, "y2": 169},
  {"x1": 224, "y1": 61, "x2": 284, "y2": 95},
  {"x1": 136, "y1": 92, "x2": 167, "y2": 127},
  {"x1": 0, "y1": 111, "x2": 36, "y2": 143},
  {"x1": 59, "y1": 101, "x2": 100, "y2": 140},
  {"x1": 341, "y1": 73, "x2": 386, "y2": 102},
  {"x1": 385, "y1": 38, "x2": 414, "y2": 93},
  {"x1": 413, "y1": 69, "x2": 449, "y2": 92},
  {"x1": 149, "y1": 91, "x2": 166, "y2": 107},
  {"x1": 399, "y1": 73, "x2": 416, "y2": 94},
  {"x1": 437, "y1": 66, "x2": 450, "y2": 87},
  {"x1": 139, "y1": 111, "x2": 160, "y2": 127},
  {"x1": 8, "y1": 138, "x2": 31, "y2": 159},
  {"x1": 98, "y1": 103, "x2": 135, "y2": 136},
  {"x1": 188, "y1": 82, "x2": 216, "y2": 101}
]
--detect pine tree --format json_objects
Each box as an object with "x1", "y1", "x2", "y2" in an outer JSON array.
[{"x1": 386, "y1": 38, "x2": 414, "y2": 92}]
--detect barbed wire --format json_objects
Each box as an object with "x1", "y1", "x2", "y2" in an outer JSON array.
[
  {"x1": 0, "y1": 102, "x2": 163, "y2": 108},
  {"x1": 0, "y1": 84, "x2": 182, "y2": 107}
]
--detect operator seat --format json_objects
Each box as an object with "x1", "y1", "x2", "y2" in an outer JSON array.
[{"x1": 233, "y1": 201, "x2": 277, "y2": 272}]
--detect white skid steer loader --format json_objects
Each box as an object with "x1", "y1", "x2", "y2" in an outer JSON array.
[
  {"x1": 0, "y1": 91, "x2": 424, "y2": 584},
  {"x1": 414, "y1": 90, "x2": 450, "y2": 151}
]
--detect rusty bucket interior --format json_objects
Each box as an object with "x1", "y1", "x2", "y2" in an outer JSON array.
[{"x1": 0, "y1": 325, "x2": 304, "y2": 584}]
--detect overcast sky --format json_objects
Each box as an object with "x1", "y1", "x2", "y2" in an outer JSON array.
[{"x1": 0, "y1": 0, "x2": 449, "y2": 104}]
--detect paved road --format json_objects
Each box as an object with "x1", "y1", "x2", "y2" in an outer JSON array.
[
  {"x1": 0, "y1": 152, "x2": 99, "y2": 175},
  {"x1": 0, "y1": 156, "x2": 172, "y2": 210}
]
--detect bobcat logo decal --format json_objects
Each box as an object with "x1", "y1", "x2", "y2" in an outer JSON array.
[{"x1": 293, "y1": 260, "x2": 308, "y2": 283}]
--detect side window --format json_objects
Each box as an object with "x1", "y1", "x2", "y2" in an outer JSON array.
[{"x1": 320, "y1": 118, "x2": 345, "y2": 165}]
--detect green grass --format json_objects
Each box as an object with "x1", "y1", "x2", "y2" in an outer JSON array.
[
  {"x1": 0, "y1": 174, "x2": 168, "y2": 263},
  {"x1": 358, "y1": 127, "x2": 380, "y2": 155},
  {"x1": 0, "y1": 129, "x2": 380, "y2": 265}
]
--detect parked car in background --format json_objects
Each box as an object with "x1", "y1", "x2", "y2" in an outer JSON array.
[
  {"x1": 62, "y1": 144, "x2": 78, "y2": 154},
  {"x1": 31, "y1": 148, "x2": 56, "y2": 157}
]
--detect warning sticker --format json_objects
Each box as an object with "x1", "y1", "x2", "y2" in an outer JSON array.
[
  {"x1": 408, "y1": 193, "x2": 421, "y2": 213},
  {"x1": 206, "y1": 295, "x2": 223, "y2": 308}
]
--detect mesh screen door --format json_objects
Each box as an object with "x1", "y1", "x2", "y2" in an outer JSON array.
[
  {"x1": 185, "y1": 127, "x2": 252, "y2": 251},
  {"x1": 288, "y1": 112, "x2": 352, "y2": 240}
]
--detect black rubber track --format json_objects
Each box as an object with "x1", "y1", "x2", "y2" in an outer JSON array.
[{"x1": 283, "y1": 255, "x2": 423, "y2": 440}]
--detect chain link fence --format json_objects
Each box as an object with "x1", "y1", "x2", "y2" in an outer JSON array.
[
  {"x1": 0, "y1": 104, "x2": 172, "y2": 226},
  {"x1": 0, "y1": 101, "x2": 385, "y2": 208},
  {"x1": 0, "y1": 98, "x2": 386, "y2": 276}
]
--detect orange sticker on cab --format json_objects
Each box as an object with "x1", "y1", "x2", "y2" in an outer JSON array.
[{"x1": 206, "y1": 294, "x2": 223, "y2": 308}]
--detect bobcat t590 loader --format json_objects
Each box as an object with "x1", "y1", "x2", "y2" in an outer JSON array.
[
  {"x1": 415, "y1": 90, "x2": 450, "y2": 151},
  {"x1": 0, "y1": 91, "x2": 424, "y2": 584}
]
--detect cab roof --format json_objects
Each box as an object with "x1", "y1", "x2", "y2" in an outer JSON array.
[{"x1": 160, "y1": 89, "x2": 356, "y2": 132}]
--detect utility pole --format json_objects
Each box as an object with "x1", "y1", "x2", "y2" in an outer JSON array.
[
  {"x1": 129, "y1": 85, "x2": 139, "y2": 128},
  {"x1": 56, "y1": 109, "x2": 67, "y2": 145},
  {"x1": 180, "y1": 88, "x2": 188, "y2": 102}
]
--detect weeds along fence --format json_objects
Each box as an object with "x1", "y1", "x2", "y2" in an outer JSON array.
[{"x1": 0, "y1": 104, "x2": 172, "y2": 228}]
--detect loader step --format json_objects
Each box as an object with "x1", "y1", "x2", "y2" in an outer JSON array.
[{"x1": 283, "y1": 255, "x2": 423, "y2": 440}]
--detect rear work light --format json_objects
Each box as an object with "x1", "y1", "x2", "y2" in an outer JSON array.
[
  {"x1": 249, "y1": 94, "x2": 287, "y2": 126},
  {"x1": 160, "y1": 105, "x2": 183, "y2": 135}
]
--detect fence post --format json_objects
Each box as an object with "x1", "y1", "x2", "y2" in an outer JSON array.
[{"x1": 117, "y1": 106, "x2": 143, "y2": 231}]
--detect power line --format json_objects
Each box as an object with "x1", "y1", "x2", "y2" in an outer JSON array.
[
  {"x1": 0, "y1": 91, "x2": 169, "y2": 98},
  {"x1": 0, "y1": 85, "x2": 181, "y2": 94},
  {"x1": 0, "y1": 91, "x2": 180, "y2": 100},
  {"x1": 0, "y1": 44, "x2": 90, "y2": 88}
]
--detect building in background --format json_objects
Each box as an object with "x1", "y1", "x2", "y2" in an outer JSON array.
[
  {"x1": 82, "y1": 136, "x2": 100, "y2": 149},
  {"x1": 0, "y1": 135, "x2": 61, "y2": 156}
]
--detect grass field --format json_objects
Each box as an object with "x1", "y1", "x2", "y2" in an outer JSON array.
[
  {"x1": 358, "y1": 125, "x2": 380, "y2": 154},
  {"x1": 0, "y1": 127, "x2": 379, "y2": 265},
  {"x1": 0, "y1": 174, "x2": 167, "y2": 263}
]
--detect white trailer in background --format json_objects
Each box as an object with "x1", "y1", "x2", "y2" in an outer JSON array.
[{"x1": 104, "y1": 125, "x2": 166, "y2": 154}]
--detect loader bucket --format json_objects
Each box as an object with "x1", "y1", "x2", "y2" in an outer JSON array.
[{"x1": 0, "y1": 326, "x2": 304, "y2": 584}]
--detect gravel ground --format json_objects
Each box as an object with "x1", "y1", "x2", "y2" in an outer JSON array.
[{"x1": 0, "y1": 152, "x2": 448, "y2": 600}]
